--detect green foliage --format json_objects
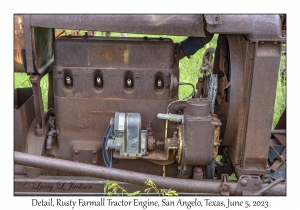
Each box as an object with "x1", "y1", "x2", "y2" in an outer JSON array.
[
  {"x1": 272, "y1": 54, "x2": 286, "y2": 129},
  {"x1": 99, "y1": 180, "x2": 140, "y2": 196},
  {"x1": 99, "y1": 179, "x2": 178, "y2": 196},
  {"x1": 144, "y1": 179, "x2": 178, "y2": 196},
  {"x1": 14, "y1": 72, "x2": 49, "y2": 111}
]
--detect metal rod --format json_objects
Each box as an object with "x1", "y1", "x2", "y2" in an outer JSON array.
[
  {"x1": 14, "y1": 152, "x2": 286, "y2": 195},
  {"x1": 252, "y1": 178, "x2": 284, "y2": 196},
  {"x1": 269, "y1": 144, "x2": 286, "y2": 163},
  {"x1": 271, "y1": 129, "x2": 286, "y2": 134}
]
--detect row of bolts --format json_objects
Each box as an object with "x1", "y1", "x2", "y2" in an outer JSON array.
[{"x1": 66, "y1": 76, "x2": 163, "y2": 88}]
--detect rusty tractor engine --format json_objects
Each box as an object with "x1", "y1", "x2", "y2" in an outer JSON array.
[{"x1": 14, "y1": 14, "x2": 286, "y2": 196}]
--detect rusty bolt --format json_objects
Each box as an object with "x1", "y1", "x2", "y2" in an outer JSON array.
[
  {"x1": 255, "y1": 180, "x2": 260, "y2": 186},
  {"x1": 93, "y1": 150, "x2": 97, "y2": 155},
  {"x1": 240, "y1": 179, "x2": 248, "y2": 186},
  {"x1": 157, "y1": 79, "x2": 162, "y2": 88},
  {"x1": 74, "y1": 150, "x2": 79, "y2": 154},
  {"x1": 66, "y1": 77, "x2": 72, "y2": 85}
]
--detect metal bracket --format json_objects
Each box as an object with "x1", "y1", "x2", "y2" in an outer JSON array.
[
  {"x1": 204, "y1": 15, "x2": 223, "y2": 25},
  {"x1": 220, "y1": 174, "x2": 229, "y2": 196},
  {"x1": 236, "y1": 175, "x2": 262, "y2": 196}
]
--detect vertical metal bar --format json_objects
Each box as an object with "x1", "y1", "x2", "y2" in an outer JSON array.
[
  {"x1": 30, "y1": 75, "x2": 45, "y2": 136},
  {"x1": 48, "y1": 69, "x2": 54, "y2": 109},
  {"x1": 242, "y1": 41, "x2": 281, "y2": 172},
  {"x1": 22, "y1": 15, "x2": 34, "y2": 74}
]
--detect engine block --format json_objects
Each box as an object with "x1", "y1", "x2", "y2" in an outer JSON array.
[{"x1": 51, "y1": 36, "x2": 180, "y2": 176}]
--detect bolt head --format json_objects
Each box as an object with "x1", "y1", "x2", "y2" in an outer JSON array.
[
  {"x1": 240, "y1": 179, "x2": 248, "y2": 186},
  {"x1": 93, "y1": 150, "x2": 97, "y2": 155},
  {"x1": 255, "y1": 180, "x2": 260, "y2": 186},
  {"x1": 74, "y1": 150, "x2": 79, "y2": 154},
  {"x1": 194, "y1": 168, "x2": 202, "y2": 174},
  {"x1": 223, "y1": 185, "x2": 229, "y2": 191},
  {"x1": 126, "y1": 78, "x2": 132, "y2": 87},
  {"x1": 157, "y1": 79, "x2": 163, "y2": 88}
]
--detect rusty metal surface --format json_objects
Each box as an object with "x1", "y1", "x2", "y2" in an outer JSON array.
[
  {"x1": 205, "y1": 14, "x2": 283, "y2": 41},
  {"x1": 275, "y1": 109, "x2": 286, "y2": 130},
  {"x1": 54, "y1": 36, "x2": 175, "y2": 69},
  {"x1": 192, "y1": 167, "x2": 204, "y2": 180},
  {"x1": 273, "y1": 134, "x2": 286, "y2": 146},
  {"x1": 220, "y1": 174, "x2": 230, "y2": 196},
  {"x1": 241, "y1": 40, "x2": 281, "y2": 174},
  {"x1": 14, "y1": 151, "x2": 286, "y2": 195},
  {"x1": 28, "y1": 14, "x2": 205, "y2": 37},
  {"x1": 236, "y1": 175, "x2": 262, "y2": 196},
  {"x1": 222, "y1": 35, "x2": 250, "y2": 170},
  {"x1": 49, "y1": 35, "x2": 179, "y2": 177},
  {"x1": 14, "y1": 88, "x2": 35, "y2": 152},
  {"x1": 14, "y1": 15, "x2": 25, "y2": 72},
  {"x1": 213, "y1": 125, "x2": 221, "y2": 159},
  {"x1": 14, "y1": 14, "x2": 286, "y2": 195},
  {"x1": 53, "y1": 97, "x2": 178, "y2": 175},
  {"x1": 213, "y1": 34, "x2": 230, "y2": 140},
  {"x1": 14, "y1": 175, "x2": 146, "y2": 195},
  {"x1": 17, "y1": 15, "x2": 54, "y2": 75},
  {"x1": 25, "y1": 120, "x2": 49, "y2": 178},
  {"x1": 183, "y1": 99, "x2": 219, "y2": 166},
  {"x1": 213, "y1": 34, "x2": 281, "y2": 176},
  {"x1": 33, "y1": 27, "x2": 53, "y2": 70},
  {"x1": 30, "y1": 75, "x2": 46, "y2": 135},
  {"x1": 22, "y1": 15, "x2": 35, "y2": 74}
]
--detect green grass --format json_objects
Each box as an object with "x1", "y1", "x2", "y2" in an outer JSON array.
[
  {"x1": 272, "y1": 54, "x2": 286, "y2": 129},
  {"x1": 14, "y1": 72, "x2": 48, "y2": 111}
]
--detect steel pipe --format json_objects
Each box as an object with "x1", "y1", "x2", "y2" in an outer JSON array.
[
  {"x1": 14, "y1": 152, "x2": 286, "y2": 195},
  {"x1": 271, "y1": 129, "x2": 286, "y2": 134}
]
